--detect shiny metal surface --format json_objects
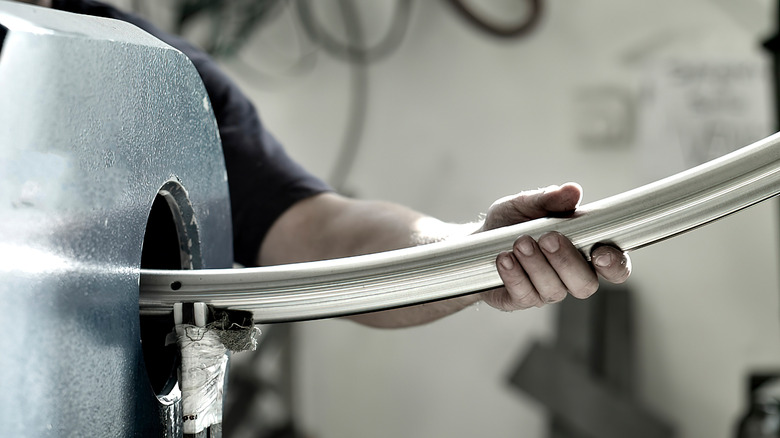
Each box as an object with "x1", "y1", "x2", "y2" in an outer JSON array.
[
  {"x1": 0, "y1": 2, "x2": 232, "y2": 436},
  {"x1": 141, "y1": 132, "x2": 780, "y2": 323}
]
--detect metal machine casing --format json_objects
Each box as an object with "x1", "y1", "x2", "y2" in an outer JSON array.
[{"x1": 0, "y1": 2, "x2": 232, "y2": 435}]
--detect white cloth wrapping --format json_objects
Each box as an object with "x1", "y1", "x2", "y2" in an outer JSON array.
[{"x1": 174, "y1": 324, "x2": 228, "y2": 434}]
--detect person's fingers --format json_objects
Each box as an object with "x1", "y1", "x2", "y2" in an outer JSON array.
[
  {"x1": 535, "y1": 182, "x2": 583, "y2": 214},
  {"x1": 512, "y1": 235, "x2": 570, "y2": 304},
  {"x1": 509, "y1": 183, "x2": 583, "y2": 220},
  {"x1": 481, "y1": 183, "x2": 584, "y2": 231},
  {"x1": 487, "y1": 251, "x2": 545, "y2": 310},
  {"x1": 485, "y1": 234, "x2": 631, "y2": 312},
  {"x1": 536, "y1": 232, "x2": 600, "y2": 299},
  {"x1": 591, "y1": 245, "x2": 632, "y2": 284}
]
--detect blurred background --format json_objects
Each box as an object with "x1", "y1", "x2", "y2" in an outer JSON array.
[{"x1": 108, "y1": 0, "x2": 780, "y2": 437}]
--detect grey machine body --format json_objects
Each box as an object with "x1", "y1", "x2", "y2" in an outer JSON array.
[{"x1": 0, "y1": 2, "x2": 232, "y2": 436}]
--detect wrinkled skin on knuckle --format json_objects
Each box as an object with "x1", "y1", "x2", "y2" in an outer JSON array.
[
  {"x1": 515, "y1": 292, "x2": 542, "y2": 310},
  {"x1": 552, "y1": 253, "x2": 575, "y2": 271},
  {"x1": 483, "y1": 193, "x2": 540, "y2": 231},
  {"x1": 507, "y1": 274, "x2": 532, "y2": 292},
  {"x1": 483, "y1": 285, "x2": 540, "y2": 311},
  {"x1": 506, "y1": 283, "x2": 540, "y2": 310},
  {"x1": 572, "y1": 278, "x2": 599, "y2": 299},
  {"x1": 544, "y1": 290, "x2": 568, "y2": 304}
]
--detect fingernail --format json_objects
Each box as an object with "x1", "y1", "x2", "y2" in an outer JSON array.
[
  {"x1": 517, "y1": 238, "x2": 534, "y2": 256},
  {"x1": 500, "y1": 254, "x2": 514, "y2": 270},
  {"x1": 539, "y1": 234, "x2": 560, "y2": 253},
  {"x1": 594, "y1": 252, "x2": 613, "y2": 268}
]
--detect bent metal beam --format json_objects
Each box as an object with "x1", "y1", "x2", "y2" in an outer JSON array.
[{"x1": 140, "y1": 132, "x2": 780, "y2": 323}]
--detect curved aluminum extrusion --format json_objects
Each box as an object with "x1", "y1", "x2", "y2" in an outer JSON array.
[{"x1": 140, "y1": 132, "x2": 780, "y2": 323}]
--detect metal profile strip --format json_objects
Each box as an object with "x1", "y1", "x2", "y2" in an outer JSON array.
[{"x1": 140, "y1": 133, "x2": 780, "y2": 323}]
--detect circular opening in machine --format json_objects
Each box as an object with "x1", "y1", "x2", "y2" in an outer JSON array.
[{"x1": 139, "y1": 180, "x2": 202, "y2": 396}]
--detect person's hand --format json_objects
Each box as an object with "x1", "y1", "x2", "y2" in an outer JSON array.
[{"x1": 478, "y1": 183, "x2": 630, "y2": 311}]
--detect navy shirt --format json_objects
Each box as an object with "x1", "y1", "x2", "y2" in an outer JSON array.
[{"x1": 52, "y1": 0, "x2": 331, "y2": 267}]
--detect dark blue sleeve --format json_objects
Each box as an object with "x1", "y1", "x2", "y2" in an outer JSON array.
[{"x1": 53, "y1": 0, "x2": 331, "y2": 267}]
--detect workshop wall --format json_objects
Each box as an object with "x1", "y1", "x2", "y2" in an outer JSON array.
[
  {"x1": 222, "y1": 2, "x2": 780, "y2": 437},
  {"x1": 111, "y1": 0, "x2": 780, "y2": 437}
]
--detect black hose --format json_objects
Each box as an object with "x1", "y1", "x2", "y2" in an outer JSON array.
[{"x1": 447, "y1": 0, "x2": 542, "y2": 39}]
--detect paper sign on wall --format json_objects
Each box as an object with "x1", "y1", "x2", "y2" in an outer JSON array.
[{"x1": 638, "y1": 58, "x2": 773, "y2": 181}]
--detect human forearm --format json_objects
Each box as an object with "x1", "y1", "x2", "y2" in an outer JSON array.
[
  {"x1": 258, "y1": 192, "x2": 482, "y2": 327},
  {"x1": 259, "y1": 192, "x2": 477, "y2": 266},
  {"x1": 258, "y1": 186, "x2": 632, "y2": 328}
]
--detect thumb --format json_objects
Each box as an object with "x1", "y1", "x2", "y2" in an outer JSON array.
[
  {"x1": 538, "y1": 182, "x2": 583, "y2": 214},
  {"x1": 480, "y1": 182, "x2": 584, "y2": 231},
  {"x1": 518, "y1": 182, "x2": 583, "y2": 219}
]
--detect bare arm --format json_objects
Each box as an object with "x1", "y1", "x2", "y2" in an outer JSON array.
[
  {"x1": 259, "y1": 184, "x2": 630, "y2": 328},
  {"x1": 259, "y1": 193, "x2": 475, "y2": 265}
]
